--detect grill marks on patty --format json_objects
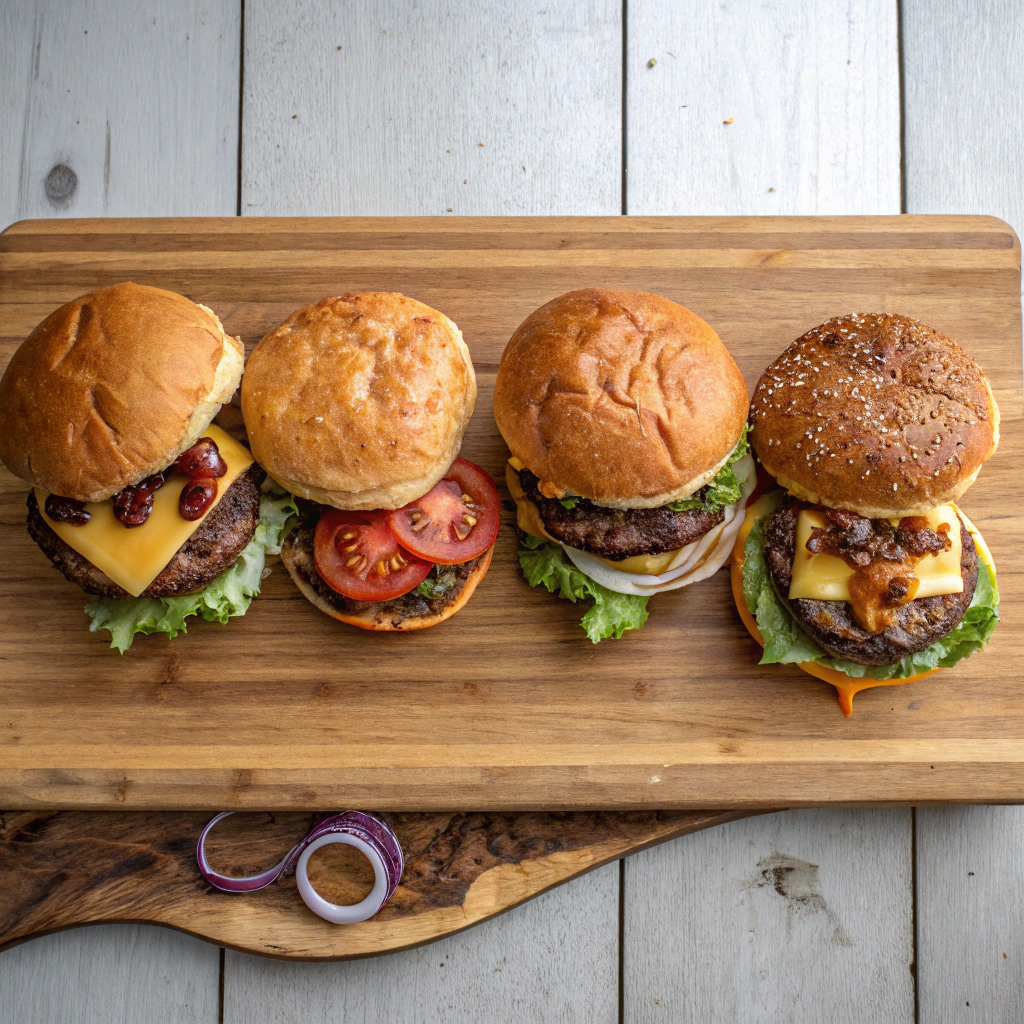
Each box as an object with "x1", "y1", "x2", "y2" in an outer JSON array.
[
  {"x1": 284, "y1": 503, "x2": 482, "y2": 628},
  {"x1": 27, "y1": 463, "x2": 263, "y2": 599},
  {"x1": 762, "y1": 499, "x2": 978, "y2": 665},
  {"x1": 518, "y1": 469, "x2": 724, "y2": 560}
]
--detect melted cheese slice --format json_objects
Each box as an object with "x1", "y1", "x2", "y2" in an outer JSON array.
[
  {"x1": 37, "y1": 424, "x2": 254, "y2": 597},
  {"x1": 789, "y1": 504, "x2": 963, "y2": 602}
]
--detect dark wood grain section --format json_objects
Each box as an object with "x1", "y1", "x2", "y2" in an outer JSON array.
[{"x1": 0, "y1": 808, "x2": 751, "y2": 960}]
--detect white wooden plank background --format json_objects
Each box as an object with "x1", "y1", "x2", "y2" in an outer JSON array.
[
  {"x1": 903, "y1": 2, "x2": 1024, "y2": 1020},
  {"x1": 1, "y1": 0, "x2": 1023, "y2": 1021},
  {"x1": 224, "y1": 866, "x2": 619, "y2": 1024}
]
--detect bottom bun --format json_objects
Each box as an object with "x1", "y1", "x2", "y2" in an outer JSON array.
[
  {"x1": 281, "y1": 525, "x2": 493, "y2": 631},
  {"x1": 730, "y1": 500, "x2": 935, "y2": 717}
]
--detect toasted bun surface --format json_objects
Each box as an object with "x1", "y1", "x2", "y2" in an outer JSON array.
[
  {"x1": 749, "y1": 313, "x2": 999, "y2": 518},
  {"x1": 242, "y1": 293, "x2": 476, "y2": 510},
  {"x1": 0, "y1": 282, "x2": 243, "y2": 502},
  {"x1": 281, "y1": 541, "x2": 493, "y2": 631},
  {"x1": 493, "y1": 289, "x2": 748, "y2": 509}
]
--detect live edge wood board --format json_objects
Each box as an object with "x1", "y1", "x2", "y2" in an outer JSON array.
[{"x1": 0, "y1": 215, "x2": 1021, "y2": 812}]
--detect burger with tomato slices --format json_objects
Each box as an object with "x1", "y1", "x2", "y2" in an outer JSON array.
[
  {"x1": 494, "y1": 288, "x2": 754, "y2": 642},
  {"x1": 0, "y1": 282, "x2": 297, "y2": 652},
  {"x1": 241, "y1": 292, "x2": 498, "y2": 630},
  {"x1": 736, "y1": 313, "x2": 1001, "y2": 713}
]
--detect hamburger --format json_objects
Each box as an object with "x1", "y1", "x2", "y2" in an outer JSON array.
[
  {"x1": 494, "y1": 288, "x2": 754, "y2": 641},
  {"x1": 241, "y1": 292, "x2": 498, "y2": 630},
  {"x1": 736, "y1": 313, "x2": 1000, "y2": 714},
  {"x1": 0, "y1": 282, "x2": 297, "y2": 652}
]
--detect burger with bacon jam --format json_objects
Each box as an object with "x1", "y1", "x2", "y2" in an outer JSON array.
[
  {"x1": 0, "y1": 282, "x2": 297, "y2": 652},
  {"x1": 241, "y1": 292, "x2": 499, "y2": 630},
  {"x1": 735, "y1": 313, "x2": 1001, "y2": 713},
  {"x1": 494, "y1": 288, "x2": 755, "y2": 641}
]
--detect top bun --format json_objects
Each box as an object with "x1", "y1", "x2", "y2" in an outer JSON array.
[
  {"x1": 493, "y1": 289, "x2": 748, "y2": 508},
  {"x1": 0, "y1": 282, "x2": 243, "y2": 502},
  {"x1": 241, "y1": 293, "x2": 476, "y2": 510},
  {"x1": 749, "y1": 313, "x2": 999, "y2": 518}
]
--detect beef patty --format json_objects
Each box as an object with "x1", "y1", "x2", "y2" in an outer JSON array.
[
  {"x1": 28, "y1": 462, "x2": 263, "y2": 599},
  {"x1": 284, "y1": 502, "x2": 484, "y2": 628},
  {"x1": 518, "y1": 469, "x2": 724, "y2": 560},
  {"x1": 762, "y1": 499, "x2": 978, "y2": 665}
]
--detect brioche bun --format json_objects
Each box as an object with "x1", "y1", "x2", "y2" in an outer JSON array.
[
  {"x1": 493, "y1": 289, "x2": 748, "y2": 509},
  {"x1": 749, "y1": 313, "x2": 999, "y2": 518},
  {"x1": 242, "y1": 293, "x2": 476, "y2": 511},
  {"x1": 0, "y1": 282, "x2": 243, "y2": 502}
]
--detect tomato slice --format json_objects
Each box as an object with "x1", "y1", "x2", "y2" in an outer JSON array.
[
  {"x1": 314, "y1": 508, "x2": 432, "y2": 601},
  {"x1": 388, "y1": 458, "x2": 501, "y2": 565}
]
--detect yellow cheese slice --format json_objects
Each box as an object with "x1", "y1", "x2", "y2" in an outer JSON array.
[
  {"x1": 789, "y1": 505, "x2": 963, "y2": 602},
  {"x1": 37, "y1": 424, "x2": 254, "y2": 597}
]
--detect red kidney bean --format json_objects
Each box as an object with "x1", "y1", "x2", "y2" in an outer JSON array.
[
  {"x1": 174, "y1": 438, "x2": 227, "y2": 479},
  {"x1": 45, "y1": 495, "x2": 91, "y2": 526},
  {"x1": 112, "y1": 473, "x2": 165, "y2": 527},
  {"x1": 179, "y1": 476, "x2": 218, "y2": 520}
]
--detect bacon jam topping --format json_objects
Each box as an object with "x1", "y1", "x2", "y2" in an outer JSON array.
[
  {"x1": 44, "y1": 494, "x2": 91, "y2": 526},
  {"x1": 806, "y1": 507, "x2": 953, "y2": 633}
]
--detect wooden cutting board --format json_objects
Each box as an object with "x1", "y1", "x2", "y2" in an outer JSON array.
[
  {"x1": 0, "y1": 808, "x2": 753, "y2": 959},
  {"x1": 0, "y1": 215, "x2": 1021, "y2": 811}
]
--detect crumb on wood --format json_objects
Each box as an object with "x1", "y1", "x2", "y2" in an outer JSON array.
[
  {"x1": 723, "y1": 117, "x2": 734, "y2": 124},
  {"x1": 647, "y1": 58, "x2": 657, "y2": 68}
]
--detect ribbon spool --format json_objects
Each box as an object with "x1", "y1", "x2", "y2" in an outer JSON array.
[{"x1": 196, "y1": 810, "x2": 404, "y2": 924}]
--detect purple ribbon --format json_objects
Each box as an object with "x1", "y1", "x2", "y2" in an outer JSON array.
[{"x1": 196, "y1": 811, "x2": 403, "y2": 923}]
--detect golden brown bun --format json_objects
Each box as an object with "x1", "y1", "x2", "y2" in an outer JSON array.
[
  {"x1": 242, "y1": 293, "x2": 476, "y2": 510},
  {"x1": 493, "y1": 289, "x2": 748, "y2": 508},
  {"x1": 749, "y1": 313, "x2": 999, "y2": 518},
  {"x1": 282, "y1": 542, "x2": 493, "y2": 631},
  {"x1": 0, "y1": 282, "x2": 243, "y2": 502}
]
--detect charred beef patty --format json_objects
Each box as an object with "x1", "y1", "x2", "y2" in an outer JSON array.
[
  {"x1": 27, "y1": 462, "x2": 262, "y2": 599},
  {"x1": 518, "y1": 468, "x2": 724, "y2": 560},
  {"x1": 284, "y1": 504, "x2": 484, "y2": 628},
  {"x1": 762, "y1": 499, "x2": 978, "y2": 665}
]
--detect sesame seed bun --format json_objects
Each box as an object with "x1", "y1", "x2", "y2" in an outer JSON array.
[
  {"x1": 493, "y1": 289, "x2": 748, "y2": 509},
  {"x1": 749, "y1": 313, "x2": 999, "y2": 518},
  {"x1": 0, "y1": 282, "x2": 243, "y2": 502},
  {"x1": 241, "y1": 293, "x2": 477, "y2": 511}
]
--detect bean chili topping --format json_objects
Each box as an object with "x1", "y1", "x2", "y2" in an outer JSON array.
[{"x1": 44, "y1": 495, "x2": 91, "y2": 526}]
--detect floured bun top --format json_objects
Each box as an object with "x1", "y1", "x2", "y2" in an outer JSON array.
[
  {"x1": 493, "y1": 288, "x2": 749, "y2": 509},
  {"x1": 0, "y1": 282, "x2": 243, "y2": 502},
  {"x1": 241, "y1": 292, "x2": 477, "y2": 510},
  {"x1": 749, "y1": 313, "x2": 999, "y2": 518}
]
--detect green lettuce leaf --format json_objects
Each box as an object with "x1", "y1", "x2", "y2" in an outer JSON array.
[
  {"x1": 85, "y1": 491, "x2": 299, "y2": 653},
  {"x1": 668, "y1": 426, "x2": 749, "y2": 513},
  {"x1": 518, "y1": 534, "x2": 649, "y2": 642},
  {"x1": 741, "y1": 510, "x2": 1000, "y2": 680}
]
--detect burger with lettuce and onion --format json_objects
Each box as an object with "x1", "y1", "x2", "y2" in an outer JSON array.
[
  {"x1": 735, "y1": 312, "x2": 1000, "y2": 714},
  {"x1": 494, "y1": 288, "x2": 755, "y2": 641}
]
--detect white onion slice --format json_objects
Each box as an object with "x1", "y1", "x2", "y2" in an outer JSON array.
[{"x1": 561, "y1": 454, "x2": 757, "y2": 597}]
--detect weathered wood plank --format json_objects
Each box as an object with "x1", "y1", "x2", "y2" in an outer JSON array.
[
  {"x1": 626, "y1": 0, "x2": 900, "y2": 215},
  {"x1": 241, "y1": 0, "x2": 621, "y2": 216},
  {"x1": 625, "y1": 810, "x2": 915, "y2": 1022},
  {"x1": 623, "y1": 4, "x2": 911, "y2": 1021},
  {"x1": 903, "y1": 2, "x2": 1024, "y2": 1020},
  {"x1": 0, "y1": 924, "x2": 220, "y2": 1024},
  {"x1": 915, "y1": 807, "x2": 1024, "y2": 1021},
  {"x1": 0, "y1": 0, "x2": 239, "y2": 229},
  {"x1": 224, "y1": 863, "x2": 619, "y2": 1024},
  {"x1": 0, "y1": 0, "x2": 239, "y2": 1016}
]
